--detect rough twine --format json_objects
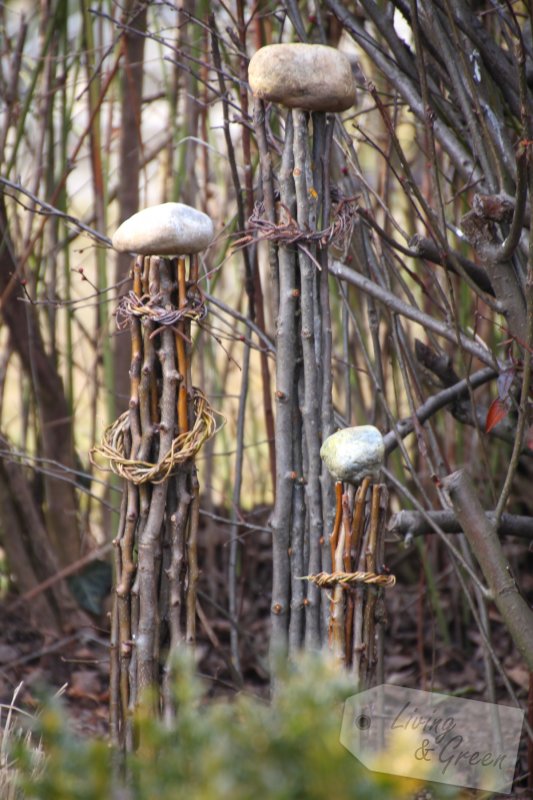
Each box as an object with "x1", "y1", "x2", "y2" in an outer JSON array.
[
  {"x1": 234, "y1": 196, "x2": 359, "y2": 252},
  {"x1": 302, "y1": 570, "x2": 396, "y2": 588},
  {"x1": 115, "y1": 287, "x2": 207, "y2": 333}
]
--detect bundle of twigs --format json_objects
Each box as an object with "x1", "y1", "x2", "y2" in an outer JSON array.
[{"x1": 93, "y1": 253, "x2": 219, "y2": 750}]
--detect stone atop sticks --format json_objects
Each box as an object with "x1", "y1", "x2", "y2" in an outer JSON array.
[
  {"x1": 112, "y1": 203, "x2": 215, "y2": 256},
  {"x1": 248, "y1": 43, "x2": 356, "y2": 113},
  {"x1": 320, "y1": 426, "x2": 384, "y2": 484}
]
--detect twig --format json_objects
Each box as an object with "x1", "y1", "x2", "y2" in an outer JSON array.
[
  {"x1": 253, "y1": 98, "x2": 279, "y2": 310},
  {"x1": 443, "y1": 469, "x2": 533, "y2": 671},
  {"x1": 488, "y1": 146, "x2": 529, "y2": 262},
  {"x1": 6, "y1": 540, "x2": 113, "y2": 613},
  {"x1": 383, "y1": 366, "x2": 497, "y2": 454},
  {"x1": 330, "y1": 258, "x2": 497, "y2": 368},
  {"x1": 495, "y1": 149, "x2": 533, "y2": 522},
  {"x1": 383, "y1": 466, "x2": 491, "y2": 598},
  {"x1": 293, "y1": 109, "x2": 323, "y2": 649},
  {"x1": 0, "y1": 177, "x2": 112, "y2": 247},
  {"x1": 269, "y1": 113, "x2": 297, "y2": 654},
  {"x1": 228, "y1": 335, "x2": 251, "y2": 680},
  {"x1": 389, "y1": 509, "x2": 533, "y2": 540},
  {"x1": 136, "y1": 259, "x2": 177, "y2": 695}
]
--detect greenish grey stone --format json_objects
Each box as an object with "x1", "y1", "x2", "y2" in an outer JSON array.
[
  {"x1": 320, "y1": 425, "x2": 384, "y2": 484},
  {"x1": 112, "y1": 202, "x2": 214, "y2": 256}
]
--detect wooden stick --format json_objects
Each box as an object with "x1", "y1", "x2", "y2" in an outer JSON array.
[
  {"x1": 175, "y1": 256, "x2": 189, "y2": 435},
  {"x1": 329, "y1": 481, "x2": 343, "y2": 566}
]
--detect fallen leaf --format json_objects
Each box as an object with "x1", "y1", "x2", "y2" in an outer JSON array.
[{"x1": 506, "y1": 665, "x2": 529, "y2": 691}]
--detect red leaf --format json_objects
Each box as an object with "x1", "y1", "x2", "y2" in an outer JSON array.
[
  {"x1": 485, "y1": 398, "x2": 508, "y2": 433},
  {"x1": 526, "y1": 425, "x2": 533, "y2": 451}
]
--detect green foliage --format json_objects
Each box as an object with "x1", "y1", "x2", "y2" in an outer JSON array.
[{"x1": 15, "y1": 654, "x2": 458, "y2": 800}]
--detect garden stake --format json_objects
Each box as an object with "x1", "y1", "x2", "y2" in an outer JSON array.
[
  {"x1": 91, "y1": 202, "x2": 219, "y2": 748},
  {"x1": 305, "y1": 425, "x2": 394, "y2": 681},
  {"x1": 249, "y1": 43, "x2": 356, "y2": 654}
]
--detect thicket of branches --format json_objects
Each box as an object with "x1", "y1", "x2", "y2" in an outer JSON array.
[{"x1": 1, "y1": 0, "x2": 533, "y2": 711}]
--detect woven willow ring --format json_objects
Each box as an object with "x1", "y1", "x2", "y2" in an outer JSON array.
[{"x1": 90, "y1": 388, "x2": 221, "y2": 485}]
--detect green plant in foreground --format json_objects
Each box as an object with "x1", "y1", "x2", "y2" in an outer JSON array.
[
  {"x1": 15, "y1": 654, "x2": 458, "y2": 800},
  {"x1": 1, "y1": 684, "x2": 44, "y2": 800}
]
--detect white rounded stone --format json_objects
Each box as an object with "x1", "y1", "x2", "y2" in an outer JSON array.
[
  {"x1": 112, "y1": 203, "x2": 215, "y2": 256},
  {"x1": 320, "y1": 425, "x2": 384, "y2": 484},
  {"x1": 248, "y1": 43, "x2": 356, "y2": 113}
]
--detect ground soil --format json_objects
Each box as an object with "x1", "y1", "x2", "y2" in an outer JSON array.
[{"x1": 2, "y1": 513, "x2": 533, "y2": 799}]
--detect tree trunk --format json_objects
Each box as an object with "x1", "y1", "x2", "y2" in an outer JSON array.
[
  {"x1": 0, "y1": 439, "x2": 88, "y2": 631},
  {"x1": 114, "y1": 0, "x2": 148, "y2": 412},
  {"x1": 0, "y1": 191, "x2": 81, "y2": 567}
]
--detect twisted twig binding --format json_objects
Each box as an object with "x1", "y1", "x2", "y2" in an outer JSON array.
[{"x1": 302, "y1": 570, "x2": 396, "y2": 588}]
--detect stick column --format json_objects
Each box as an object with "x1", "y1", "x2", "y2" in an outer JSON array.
[
  {"x1": 249, "y1": 44, "x2": 356, "y2": 653},
  {"x1": 91, "y1": 202, "x2": 217, "y2": 748},
  {"x1": 318, "y1": 425, "x2": 394, "y2": 684}
]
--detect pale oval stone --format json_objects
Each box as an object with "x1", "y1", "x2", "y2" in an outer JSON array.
[
  {"x1": 112, "y1": 203, "x2": 215, "y2": 255},
  {"x1": 248, "y1": 43, "x2": 356, "y2": 112},
  {"x1": 320, "y1": 426, "x2": 384, "y2": 484}
]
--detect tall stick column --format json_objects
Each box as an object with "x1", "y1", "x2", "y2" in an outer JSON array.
[
  {"x1": 249, "y1": 43, "x2": 356, "y2": 653},
  {"x1": 91, "y1": 203, "x2": 218, "y2": 747}
]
